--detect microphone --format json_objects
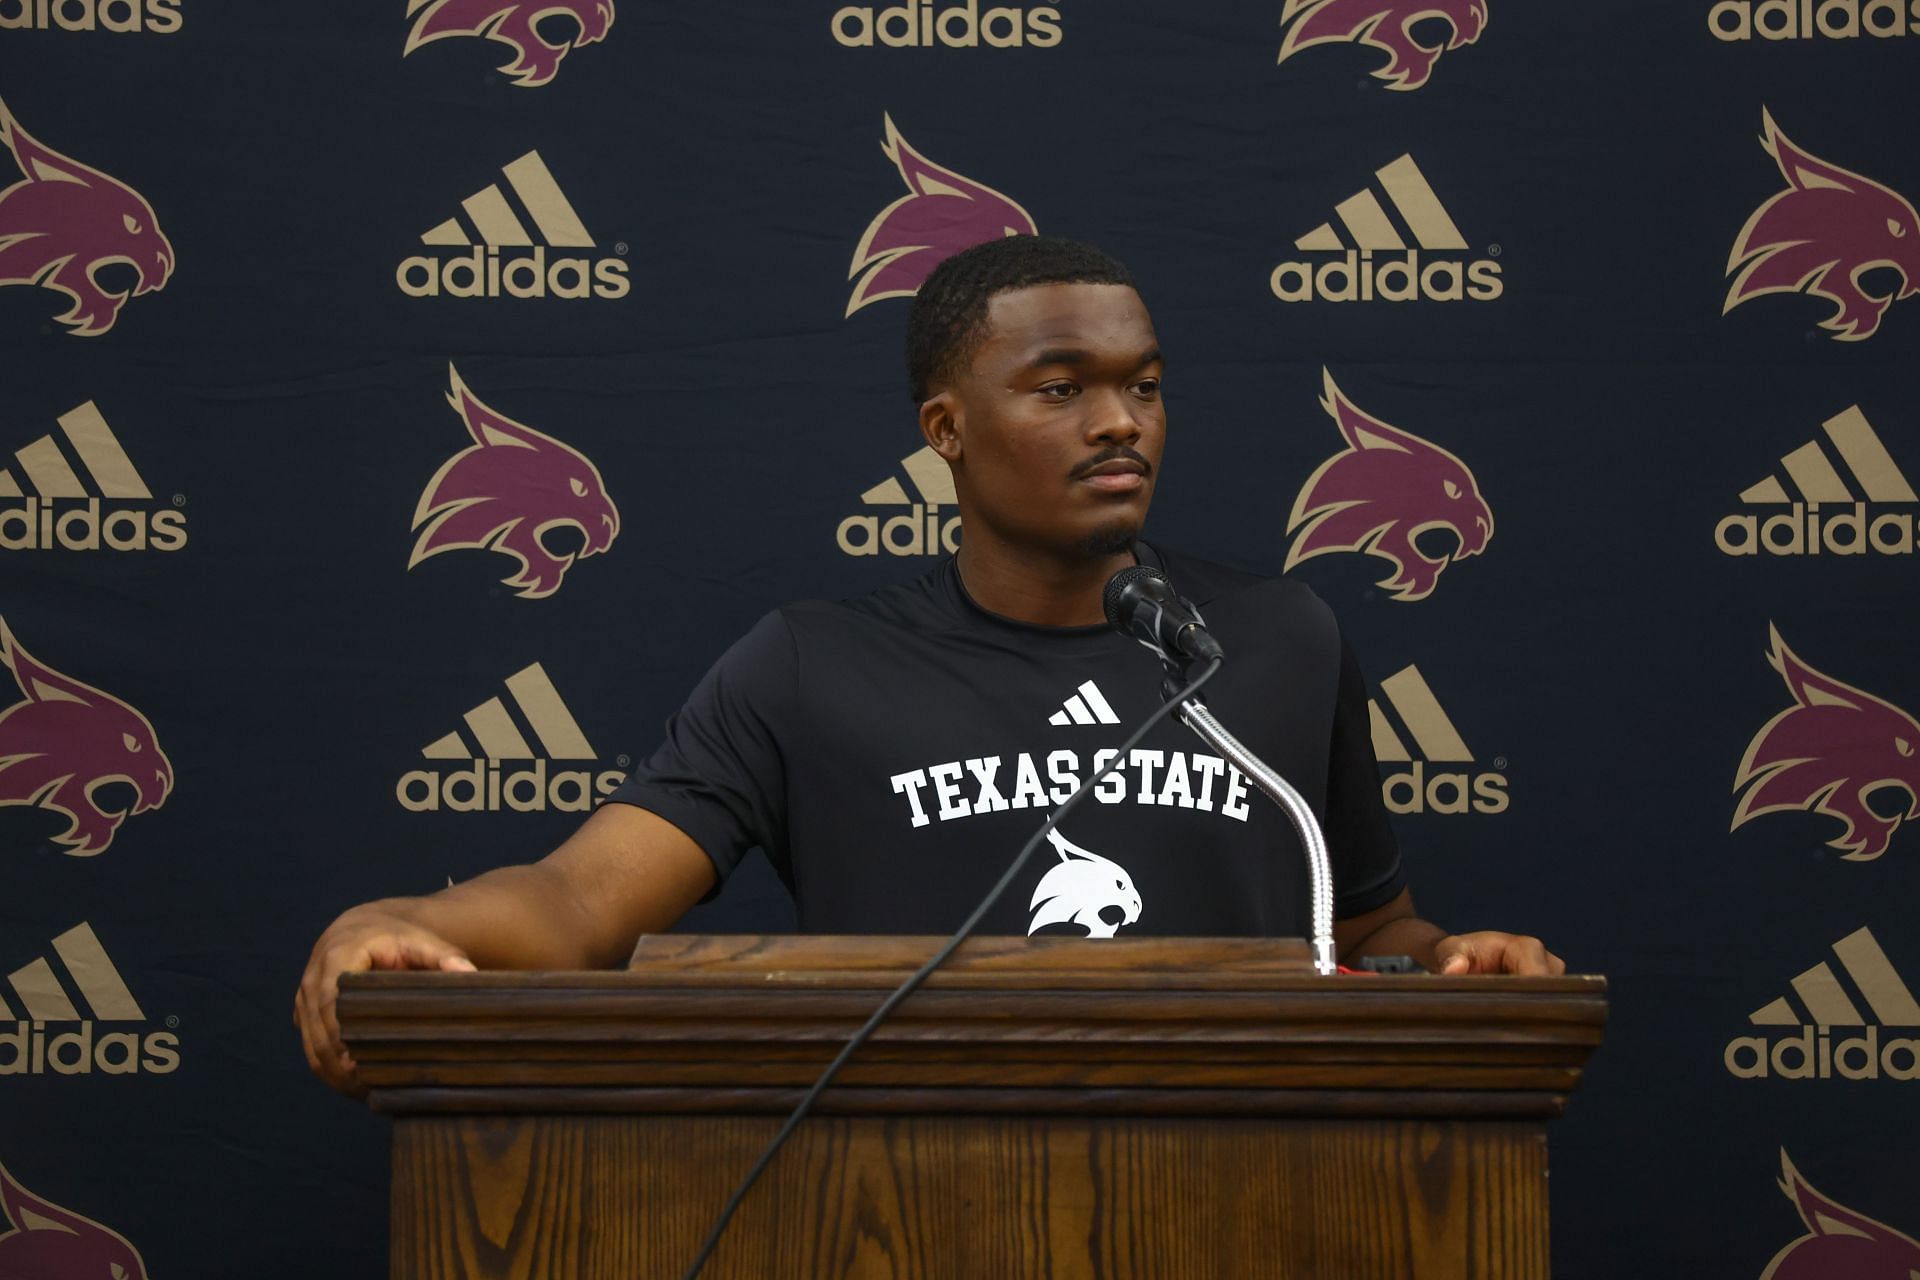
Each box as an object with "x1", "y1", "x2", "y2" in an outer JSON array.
[{"x1": 1103, "y1": 565, "x2": 1224, "y2": 667}]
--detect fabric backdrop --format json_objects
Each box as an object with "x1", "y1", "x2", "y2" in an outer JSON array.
[{"x1": 1, "y1": 1, "x2": 1915, "y2": 1274}]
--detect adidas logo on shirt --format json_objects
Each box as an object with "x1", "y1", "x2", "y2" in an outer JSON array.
[
  {"x1": 1714, "y1": 404, "x2": 1917, "y2": 556},
  {"x1": 396, "y1": 661, "x2": 626, "y2": 811},
  {"x1": 836, "y1": 445, "x2": 962, "y2": 557},
  {"x1": 1368, "y1": 665, "x2": 1508, "y2": 814},
  {"x1": 0, "y1": 400, "x2": 186, "y2": 552},
  {"x1": 395, "y1": 150, "x2": 630, "y2": 299},
  {"x1": 1270, "y1": 154, "x2": 1502, "y2": 304},
  {"x1": 0, "y1": 922, "x2": 179, "y2": 1075},
  {"x1": 1049, "y1": 679, "x2": 1120, "y2": 726},
  {"x1": 1725, "y1": 926, "x2": 1920, "y2": 1081}
]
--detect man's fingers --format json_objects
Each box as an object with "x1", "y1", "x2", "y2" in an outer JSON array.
[
  {"x1": 316, "y1": 948, "x2": 367, "y2": 1064},
  {"x1": 1501, "y1": 937, "x2": 1554, "y2": 976},
  {"x1": 299, "y1": 1018, "x2": 323, "y2": 1078},
  {"x1": 299, "y1": 921, "x2": 475, "y2": 1096},
  {"x1": 295, "y1": 987, "x2": 350, "y2": 1093},
  {"x1": 367, "y1": 935, "x2": 472, "y2": 973},
  {"x1": 1434, "y1": 933, "x2": 1568, "y2": 976}
]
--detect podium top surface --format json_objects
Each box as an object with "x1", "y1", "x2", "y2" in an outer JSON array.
[{"x1": 339, "y1": 935, "x2": 1606, "y2": 1121}]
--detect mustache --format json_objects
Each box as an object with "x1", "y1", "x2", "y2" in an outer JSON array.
[{"x1": 1069, "y1": 445, "x2": 1154, "y2": 480}]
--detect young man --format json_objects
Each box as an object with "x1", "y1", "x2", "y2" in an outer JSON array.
[{"x1": 295, "y1": 237, "x2": 1564, "y2": 1096}]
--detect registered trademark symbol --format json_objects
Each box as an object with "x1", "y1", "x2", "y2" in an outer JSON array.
[
  {"x1": 172, "y1": 493, "x2": 186, "y2": 507},
  {"x1": 1487, "y1": 244, "x2": 1502, "y2": 258},
  {"x1": 614, "y1": 241, "x2": 629, "y2": 256},
  {"x1": 616, "y1": 754, "x2": 631, "y2": 768},
  {"x1": 165, "y1": 1015, "x2": 179, "y2": 1028},
  {"x1": 1493, "y1": 756, "x2": 1507, "y2": 770}
]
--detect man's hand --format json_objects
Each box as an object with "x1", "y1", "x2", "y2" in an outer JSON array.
[
  {"x1": 294, "y1": 908, "x2": 476, "y2": 1098},
  {"x1": 1432, "y1": 931, "x2": 1566, "y2": 976},
  {"x1": 291, "y1": 807, "x2": 720, "y2": 1098}
]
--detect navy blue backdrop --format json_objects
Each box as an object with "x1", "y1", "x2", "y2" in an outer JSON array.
[{"x1": 2, "y1": 1, "x2": 1916, "y2": 1274}]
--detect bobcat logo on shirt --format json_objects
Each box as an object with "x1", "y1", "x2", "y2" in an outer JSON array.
[{"x1": 1028, "y1": 827, "x2": 1141, "y2": 937}]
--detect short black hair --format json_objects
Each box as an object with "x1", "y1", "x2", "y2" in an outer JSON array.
[{"x1": 905, "y1": 235, "x2": 1136, "y2": 402}]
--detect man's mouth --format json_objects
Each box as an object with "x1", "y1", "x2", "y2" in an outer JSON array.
[{"x1": 1073, "y1": 452, "x2": 1150, "y2": 494}]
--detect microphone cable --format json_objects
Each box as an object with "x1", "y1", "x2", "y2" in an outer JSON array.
[{"x1": 679, "y1": 654, "x2": 1224, "y2": 1280}]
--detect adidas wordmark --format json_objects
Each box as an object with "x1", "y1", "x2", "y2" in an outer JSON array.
[
  {"x1": 397, "y1": 661, "x2": 625, "y2": 810},
  {"x1": 1271, "y1": 154, "x2": 1502, "y2": 304},
  {"x1": 1715, "y1": 405, "x2": 1918, "y2": 556},
  {"x1": 396, "y1": 151, "x2": 629, "y2": 299}
]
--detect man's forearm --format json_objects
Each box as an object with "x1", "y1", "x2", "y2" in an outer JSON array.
[
  {"x1": 366, "y1": 863, "x2": 606, "y2": 970},
  {"x1": 1344, "y1": 914, "x2": 1448, "y2": 971}
]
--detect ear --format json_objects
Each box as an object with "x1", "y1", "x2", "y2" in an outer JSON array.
[
  {"x1": 0, "y1": 620, "x2": 92, "y2": 707},
  {"x1": 0, "y1": 1165, "x2": 82, "y2": 1235},
  {"x1": 447, "y1": 365, "x2": 541, "y2": 451},
  {"x1": 1777, "y1": 1149, "x2": 1884, "y2": 1242},
  {"x1": 920, "y1": 391, "x2": 962, "y2": 463},
  {"x1": 1044, "y1": 827, "x2": 1098, "y2": 862},
  {"x1": 0, "y1": 106, "x2": 92, "y2": 188},
  {"x1": 1321, "y1": 368, "x2": 1415, "y2": 454},
  {"x1": 1761, "y1": 109, "x2": 1859, "y2": 195},
  {"x1": 1767, "y1": 625, "x2": 1865, "y2": 712}
]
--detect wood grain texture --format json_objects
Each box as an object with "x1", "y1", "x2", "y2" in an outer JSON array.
[
  {"x1": 391, "y1": 1114, "x2": 1549, "y2": 1280},
  {"x1": 354, "y1": 938, "x2": 1595, "y2": 1279},
  {"x1": 340, "y1": 935, "x2": 1606, "y2": 1121}
]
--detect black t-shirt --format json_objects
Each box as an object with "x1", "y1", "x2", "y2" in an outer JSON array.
[{"x1": 608, "y1": 544, "x2": 1405, "y2": 937}]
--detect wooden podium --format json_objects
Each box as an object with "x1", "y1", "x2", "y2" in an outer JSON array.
[{"x1": 339, "y1": 935, "x2": 1606, "y2": 1279}]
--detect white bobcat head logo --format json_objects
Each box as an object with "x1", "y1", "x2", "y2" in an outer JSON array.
[{"x1": 1027, "y1": 827, "x2": 1142, "y2": 938}]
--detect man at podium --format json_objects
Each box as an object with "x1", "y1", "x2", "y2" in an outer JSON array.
[{"x1": 295, "y1": 235, "x2": 1563, "y2": 1096}]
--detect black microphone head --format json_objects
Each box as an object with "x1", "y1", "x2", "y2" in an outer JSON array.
[{"x1": 1103, "y1": 564, "x2": 1170, "y2": 632}]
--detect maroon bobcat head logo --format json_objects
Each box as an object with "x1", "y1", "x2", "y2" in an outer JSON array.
[
  {"x1": 1761, "y1": 1149, "x2": 1920, "y2": 1280},
  {"x1": 1284, "y1": 368, "x2": 1492, "y2": 601},
  {"x1": 0, "y1": 1162, "x2": 149, "y2": 1278},
  {"x1": 404, "y1": 0, "x2": 614, "y2": 87},
  {"x1": 1726, "y1": 109, "x2": 1920, "y2": 341},
  {"x1": 0, "y1": 620, "x2": 172, "y2": 856},
  {"x1": 1277, "y1": 0, "x2": 1489, "y2": 90},
  {"x1": 846, "y1": 114, "x2": 1037, "y2": 317},
  {"x1": 1733, "y1": 625, "x2": 1920, "y2": 861},
  {"x1": 0, "y1": 101, "x2": 173, "y2": 336},
  {"x1": 408, "y1": 364, "x2": 619, "y2": 599}
]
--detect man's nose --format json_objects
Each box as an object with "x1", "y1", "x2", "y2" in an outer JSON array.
[{"x1": 1084, "y1": 389, "x2": 1142, "y2": 445}]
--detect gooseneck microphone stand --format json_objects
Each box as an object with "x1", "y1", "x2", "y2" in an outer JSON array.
[
  {"x1": 1166, "y1": 675, "x2": 1337, "y2": 976},
  {"x1": 1109, "y1": 562, "x2": 1336, "y2": 977}
]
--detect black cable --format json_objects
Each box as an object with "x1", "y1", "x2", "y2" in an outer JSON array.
[{"x1": 678, "y1": 654, "x2": 1224, "y2": 1280}]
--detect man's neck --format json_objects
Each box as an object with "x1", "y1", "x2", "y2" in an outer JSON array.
[{"x1": 954, "y1": 536, "x2": 1138, "y2": 628}]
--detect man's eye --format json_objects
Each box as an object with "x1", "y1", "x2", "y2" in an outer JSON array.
[
  {"x1": 1134, "y1": 379, "x2": 1161, "y2": 396},
  {"x1": 1039, "y1": 383, "x2": 1077, "y2": 400}
]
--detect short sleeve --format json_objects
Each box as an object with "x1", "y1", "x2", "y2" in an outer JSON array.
[
  {"x1": 1325, "y1": 633, "x2": 1407, "y2": 919},
  {"x1": 603, "y1": 611, "x2": 797, "y2": 898}
]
